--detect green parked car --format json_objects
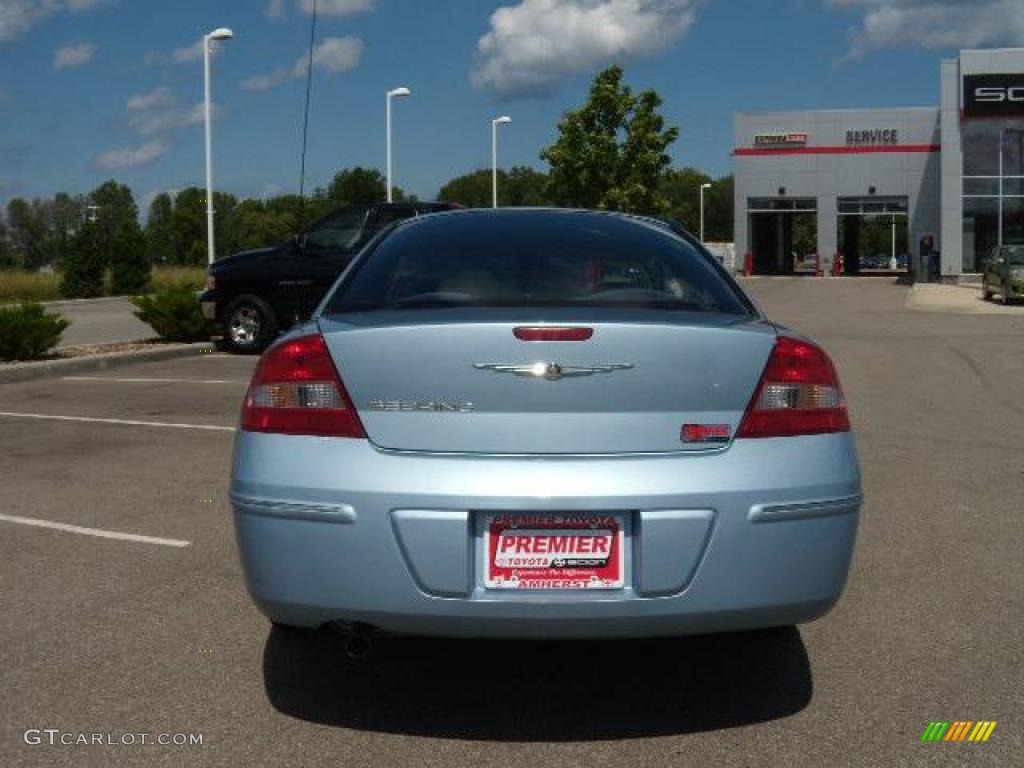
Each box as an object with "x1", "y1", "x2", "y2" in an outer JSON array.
[{"x1": 982, "y1": 244, "x2": 1024, "y2": 304}]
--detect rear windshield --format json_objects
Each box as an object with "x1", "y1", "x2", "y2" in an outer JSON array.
[{"x1": 329, "y1": 212, "x2": 751, "y2": 315}]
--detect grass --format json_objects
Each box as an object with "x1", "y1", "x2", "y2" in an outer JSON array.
[
  {"x1": 0, "y1": 271, "x2": 62, "y2": 303},
  {"x1": 0, "y1": 266, "x2": 207, "y2": 303}
]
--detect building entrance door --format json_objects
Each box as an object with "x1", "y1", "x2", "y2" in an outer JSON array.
[
  {"x1": 747, "y1": 198, "x2": 817, "y2": 274},
  {"x1": 836, "y1": 196, "x2": 909, "y2": 274}
]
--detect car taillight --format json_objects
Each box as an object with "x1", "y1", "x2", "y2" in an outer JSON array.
[
  {"x1": 240, "y1": 334, "x2": 366, "y2": 438},
  {"x1": 736, "y1": 335, "x2": 850, "y2": 438}
]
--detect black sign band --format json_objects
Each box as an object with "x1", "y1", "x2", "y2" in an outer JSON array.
[{"x1": 964, "y1": 74, "x2": 1024, "y2": 118}]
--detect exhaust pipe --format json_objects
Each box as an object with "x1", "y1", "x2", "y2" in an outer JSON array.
[
  {"x1": 345, "y1": 634, "x2": 372, "y2": 660},
  {"x1": 331, "y1": 621, "x2": 375, "y2": 660}
]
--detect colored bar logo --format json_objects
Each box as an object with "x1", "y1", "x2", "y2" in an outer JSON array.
[{"x1": 921, "y1": 721, "x2": 997, "y2": 742}]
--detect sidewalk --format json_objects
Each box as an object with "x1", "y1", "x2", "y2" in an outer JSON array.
[{"x1": 906, "y1": 283, "x2": 1024, "y2": 315}]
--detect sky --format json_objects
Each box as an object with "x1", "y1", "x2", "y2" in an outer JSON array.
[{"x1": 1, "y1": 0, "x2": 1022, "y2": 212}]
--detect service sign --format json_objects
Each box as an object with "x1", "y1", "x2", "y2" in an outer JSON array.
[
  {"x1": 964, "y1": 73, "x2": 1024, "y2": 117},
  {"x1": 484, "y1": 513, "x2": 624, "y2": 590}
]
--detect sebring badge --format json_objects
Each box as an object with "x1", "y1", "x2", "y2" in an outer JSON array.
[
  {"x1": 368, "y1": 399, "x2": 474, "y2": 412},
  {"x1": 473, "y1": 362, "x2": 634, "y2": 381}
]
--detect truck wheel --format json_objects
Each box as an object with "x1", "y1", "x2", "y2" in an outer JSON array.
[
  {"x1": 982, "y1": 284, "x2": 993, "y2": 301},
  {"x1": 224, "y1": 296, "x2": 278, "y2": 354}
]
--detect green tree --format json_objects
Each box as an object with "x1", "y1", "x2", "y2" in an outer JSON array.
[
  {"x1": 506, "y1": 166, "x2": 550, "y2": 206},
  {"x1": 88, "y1": 180, "x2": 149, "y2": 293},
  {"x1": 6, "y1": 198, "x2": 48, "y2": 270},
  {"x1": 146, "y1": 193, "x2": 176, "y2": 265},
  {"x1": 61, "y1": 220, "x2": 106, "y2": 298},
  {"x1": 0, "y1": 216, "x2": 13, "y2": 269},
  {"x1": 109, "y1": 225, "x2": 150, "y2": 294},
  {"x1": 439, "y1": 170, "x2": 492, "y2": 208},
  {"x1": 703, "y1": 174, "x2": 733, "y2": 242},
  {"x1": 541, "y1": 66, "x2": 678, "y2": 214},
  {"x1": 170, "y1": 188, "x2": 207, "y2": 265},
  {"x1": 325, "y1": 167, "x2": 404, "y2": 207},
  {"x1": 439, "y1": 166, "x2": 550, "y2": 208},
  {"x1": 659, "y1": 167, "x2": 711, "y2": 233}
]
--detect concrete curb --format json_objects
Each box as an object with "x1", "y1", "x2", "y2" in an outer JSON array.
[{"x1": 0, "y1": 342, "x2": 216, "y2": 385}]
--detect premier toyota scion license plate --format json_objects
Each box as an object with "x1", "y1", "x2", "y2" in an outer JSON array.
[{"x1": 484, "y1": 513, "x2": 625, "y2": 590}]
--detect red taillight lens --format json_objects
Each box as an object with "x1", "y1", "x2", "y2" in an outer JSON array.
[
  {"x1": 736, "y1": 336, "x2": 850, "y2": 438},
  {"x1": 514, "y1": 326, "x2": 594, "y2": 342},
  {"x1": 240, "y1": 334, "x2": 366, "y2": 438}
]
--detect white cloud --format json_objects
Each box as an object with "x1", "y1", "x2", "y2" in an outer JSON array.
[
  {"x1": 824, "y1": 1, "x2": 1024, "y2": 58},
  {"x1": 53, "y1": 41, "x2": 95, "y2": 70},
  {"x1": 128, "y1": 102, "x2": 214, "y2": 137},
  {"x1": 297, "y1": 0, "x2": 373, "y2": 16},
  {"x1": 122, "y1": 88, "x2": 222, "y2": 137},
  {"x1": 242, "y1": 68, "x2": 292, "y2": 93},
  {"x1": 1, "y1": 0, "x2": 107, "y2": 45},
  {"x1": 305, "y1": 35, "x2": 363, "y2": 74},
  {"x1": 472, "y1": 0, "x2": 701, "y2": 99},
  {"x1": 266, "y1": 0, "x2": 287, "y2": 19},
  {"x1": 126, "y1": 86, "x2": 173, "y2": 112},
  {"x1": 94, "y1": 140, "x2": 169, "y2": 170},
  {"x1": 264, "y1": 0, "x2": 373, "y2": 20},
  {"x1": 243, "y1": 35, "x2": 364, "y2": 92},
  {"x1": 171, "y1": 38, "x2": 206, "y2": 63}
]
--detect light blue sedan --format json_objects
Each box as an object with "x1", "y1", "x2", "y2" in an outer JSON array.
[{"x1": 231, "y1": 209, "x2": 861, "y2": 643}]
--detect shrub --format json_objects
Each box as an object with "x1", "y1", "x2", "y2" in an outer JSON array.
[
  {"x1": 0, "y1": 303, "x2": 70, "y2": 361},
  {"x1": 131, "y1": 284, "x2": 209, "y2": 342},
  {"x1": 61, "y1": 222, "x2": 106, "y2": 298}
]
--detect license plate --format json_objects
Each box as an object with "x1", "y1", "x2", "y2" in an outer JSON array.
[{"x1": 484, "y1": 513, "x2": 625, "y2": 590}]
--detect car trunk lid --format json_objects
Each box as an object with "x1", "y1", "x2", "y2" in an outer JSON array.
[{"x1": 319, "y1": 309, "x2": 775, "y2": 454}]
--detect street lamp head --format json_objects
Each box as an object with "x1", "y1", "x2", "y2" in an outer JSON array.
[
  {"x1": 388, "y1": 86, "x2": 411, "y2": 98},
  {"x1": 493, "y1": 115, "x2": 512, "y2": 125},
  {"x1": 206, "y1": 27, "x2": 234, "y2": 41}
]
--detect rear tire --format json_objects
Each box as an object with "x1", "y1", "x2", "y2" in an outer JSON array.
[
  {"x1": 224, "y1": 296, "x2": 278, "y2": 354},
  {"x1": 982, "y1": 285, "x2": 993, "y2": 301}
]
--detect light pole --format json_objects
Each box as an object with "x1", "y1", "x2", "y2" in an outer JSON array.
[
  {"x1": 386, "y1": 87, "x2": 410, "y2": 203},
  {"x1": 699, "y1": 182, "x2": 712, "y2": 242},
  {"x1": 491, "y1": 116, "x2": 511, "y2": 208},
  {"x1": 203, "y1": 27, "x2": 233, "y2": 265}
]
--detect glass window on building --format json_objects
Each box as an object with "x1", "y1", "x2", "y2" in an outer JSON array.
[{"x1": 962, "y1": 120, "x2": 1024, "y2": 272}]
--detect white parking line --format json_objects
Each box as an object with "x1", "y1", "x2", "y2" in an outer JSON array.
[
  {"x1": 0, "y1": 513, "x2": 191, "y2": 548},
  {"x1": 0, "y1": 411, "x2": 236, "y2": 432},
  {"x1": 63, "y1": 376, "x2": 242, "y2": 385}
]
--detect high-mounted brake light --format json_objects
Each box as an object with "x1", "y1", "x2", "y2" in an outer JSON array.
[
  {"x1": 736, "y1": 335, "x2": 850, "y2": 438},
  {"x1": 240, "y1": 334, "x2": 365, "y2": 438},
  {"x1": 514, "y1": 326, "x2": 594, "y2": 342}
]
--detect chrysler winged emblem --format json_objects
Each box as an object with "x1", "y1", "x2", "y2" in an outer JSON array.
[{"x1": 472, "y1": 362, "x2": 634, "y2": 381}]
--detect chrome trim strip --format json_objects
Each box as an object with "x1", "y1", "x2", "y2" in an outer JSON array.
[
  {"x1": 748, "y1": 494, "x2": 862, "y2": 523},
  {"x1": 229, "y1": 492, "x2": 357, "y2": 524}
]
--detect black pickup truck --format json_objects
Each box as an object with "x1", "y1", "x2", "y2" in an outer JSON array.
[{"x1": 201, "y1": 201, "x2": 459, "y2": 352}]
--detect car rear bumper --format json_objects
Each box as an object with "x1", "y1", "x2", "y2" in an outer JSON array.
[{"x1": 231, "y1": 433, "x2": 861, "y2": 638}]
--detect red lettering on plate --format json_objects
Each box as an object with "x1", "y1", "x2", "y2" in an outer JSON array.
[{"x1": 592, "y1": 536, "x2": 609, "y2": 553}]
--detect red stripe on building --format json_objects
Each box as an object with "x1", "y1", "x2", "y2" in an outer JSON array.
[{"x1": 733, "y1": 144, "x2": 941, "y2": 156}]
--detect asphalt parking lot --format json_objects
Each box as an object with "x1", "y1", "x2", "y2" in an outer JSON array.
[{"x1": 2, "y1": 278, "x2": 1021, "y2": 767}]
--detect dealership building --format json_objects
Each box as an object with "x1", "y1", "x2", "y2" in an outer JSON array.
[{"x1": 733, "y1": 48, "x2": 1024, "y2": 280}]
